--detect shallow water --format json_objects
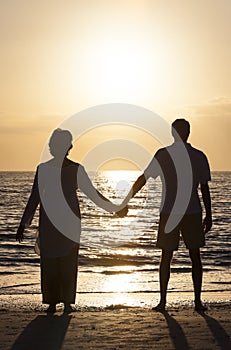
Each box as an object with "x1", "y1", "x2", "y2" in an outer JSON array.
[{"x1": 0, "y1": 171, "x2": 230, "y2": 306}]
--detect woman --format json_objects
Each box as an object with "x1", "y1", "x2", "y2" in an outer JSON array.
[{"x1": 16, "y1": 129, "x2": 127, "y2": 313}]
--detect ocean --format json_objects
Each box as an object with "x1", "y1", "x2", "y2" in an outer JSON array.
[{"x1": 0, "y1": 171, "x2": 230, "y2": 308}]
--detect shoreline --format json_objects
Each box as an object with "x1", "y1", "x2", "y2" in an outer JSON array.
[{"x1": 0, "y1": 290, "x2": 230, "y2": 311}]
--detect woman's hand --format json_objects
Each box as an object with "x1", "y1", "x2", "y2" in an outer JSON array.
[{"x1": 16, "y1": 224, "x2": 25, "y2": 243}]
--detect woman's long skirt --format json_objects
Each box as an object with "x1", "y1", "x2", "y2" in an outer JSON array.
[{"x1": 40, "y1": 246, "x2": 79, "y2": 304}]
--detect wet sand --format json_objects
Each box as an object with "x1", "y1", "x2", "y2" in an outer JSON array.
[{"x1": 0, "y1": 295, "x2": 230, "y2": 350}]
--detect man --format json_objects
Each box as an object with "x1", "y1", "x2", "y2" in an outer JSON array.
[{"x1": 121, "y1": 119, "x2": 212, "y2": 311}]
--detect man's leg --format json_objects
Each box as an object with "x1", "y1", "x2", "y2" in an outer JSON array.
[
  {"x1": 153, "y1": 249, "x2": 173, "y2": 311},
  {"x1": 189, "y1": 248, "x2": 207, "y2": 311}
]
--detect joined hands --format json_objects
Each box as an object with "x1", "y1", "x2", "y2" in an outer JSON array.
[{"x1": 115, "y1": 205, "x2": 128, "y2": 218}]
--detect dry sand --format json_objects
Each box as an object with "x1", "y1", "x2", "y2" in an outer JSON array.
[{"x1": 0, "y1": 297, "x2": 230, "y2": 350}]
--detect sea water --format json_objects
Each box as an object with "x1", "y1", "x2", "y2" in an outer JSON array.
[{"x1": 0, "y1": 171, "x2": 230, "y2": 307}]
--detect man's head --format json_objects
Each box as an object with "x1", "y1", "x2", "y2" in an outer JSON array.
[{"x1": 171, "y1": 118, "x2": 190, "y2": 142}]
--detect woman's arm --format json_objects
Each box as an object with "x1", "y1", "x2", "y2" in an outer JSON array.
[
  {"x1": 77, "y1": 165, "x2": 126, "y2": 214},
  {"x1": 16, "y1": 168, "x2": 40, "y2": 242}
]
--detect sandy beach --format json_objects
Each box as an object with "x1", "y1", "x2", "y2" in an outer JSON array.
[{"x1": 1, "y1": 295, "x2": 230, "y2": 350}]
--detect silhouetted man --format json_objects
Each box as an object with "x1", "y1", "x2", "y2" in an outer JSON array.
[{"x1": 121, "y1": 119, "x2": 212, "y2": 311}]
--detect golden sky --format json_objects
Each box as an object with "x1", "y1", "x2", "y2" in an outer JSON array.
[{"x1": 0, "y1": 0, "x2": 230, "y2": 170}]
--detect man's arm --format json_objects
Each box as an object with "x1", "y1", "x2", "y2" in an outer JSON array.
[
  {"x1": 123, "y1": 173, "x2": 146, "y2": 204},
  {"x1": 132, "y1": 174, "x2": 147, "y2": 196},
  {"x1": 120, "y1": 153, "x2": 159, "y2": 208},
  {"x1": 116, "y1": 174, "x2": 146, "y2": 216},
  {"x1": 200, "y1": 183, "x2": 212, "y2": 233}
]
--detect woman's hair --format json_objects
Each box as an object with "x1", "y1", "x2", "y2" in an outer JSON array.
[{"x1": 49, "y1": 129, "x2": 73, "y2": 157}]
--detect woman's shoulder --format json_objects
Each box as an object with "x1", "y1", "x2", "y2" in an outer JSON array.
[
  {"x1": 64, "y1": 159, "x2": 82, "y2": 169},
  {"x1": 38, "y1": 158, "x2": 82, "y2": 168}
]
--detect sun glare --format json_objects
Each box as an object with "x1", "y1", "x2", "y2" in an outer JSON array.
[
  {"x1": 103, "y1": 170, "x2": 140, "y2": 182},
  {"x1": 101, "y1": 170, "x2": 140, "y2": 201},
  {"x1": 102, "y1": 272, "x2": 141, "y2": 307},
  {"x1": 85, "y1": 36, "x2": 156, "y2": 100},
  {"x1": 103, "y1": 273, "x2": 133, "y2": 293}
]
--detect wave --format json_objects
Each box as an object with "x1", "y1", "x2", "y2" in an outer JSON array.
[
  {"x1": 79, "y1": 254, "x2": 159, "y2": 267},
  {"x1": 0, "y1": 258, "x2": 40, "y2": 266}
]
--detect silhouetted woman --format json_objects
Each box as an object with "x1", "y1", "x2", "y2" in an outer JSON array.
[{"x1": 16, "y1": 129, "x2": 126, "y2": 313}]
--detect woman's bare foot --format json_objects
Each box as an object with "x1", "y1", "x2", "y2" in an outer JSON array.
[
  {"x1": 45, "y1": 304, "x2": 56, "y2": 313},
  {"x1": 64, "y1": 304, "x2": 75, "y2": 313}
]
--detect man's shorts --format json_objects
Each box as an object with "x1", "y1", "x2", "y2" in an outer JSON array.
[{"x1": 156, "y1": 213, "x2": 205, "y2": 251}]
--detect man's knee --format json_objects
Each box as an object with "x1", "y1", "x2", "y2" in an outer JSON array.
[{"x1": 189, "y1": 248, "x2": 202, "y2": 264}]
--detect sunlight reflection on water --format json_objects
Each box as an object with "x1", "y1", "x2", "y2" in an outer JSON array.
[{"x1": 0, "y1": 171, "x2": 230, "y2": 306}]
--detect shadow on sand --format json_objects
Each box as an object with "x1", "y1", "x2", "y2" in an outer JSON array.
[
  {"x1": 197, "y1": 311, "x2": 231, "y2": 350},
  {"x1": 162, "y1": 311, "x2": 190, "y2": 350},
  {"x1": 160, "y1": 309, "x2": 231, "y2": 350},
  {"x1": 11, "y1": 313, "x2": 71, "y2": 350}
]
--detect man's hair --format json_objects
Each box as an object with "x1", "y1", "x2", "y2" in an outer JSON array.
[
  {"x1": 171, "y1": 119, "x2": 190, "y2": 142},
  {"x1": 49, "y1": 129, "x2": 73, "y2": 157}
]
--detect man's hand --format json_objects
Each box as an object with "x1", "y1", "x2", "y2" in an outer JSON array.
[
  {"x1": 201, "y1": 183, "x2": 212, "y2": 234},
  {"x1": 116, "y1": 206, "x2": 128, "y2": 218},
  {"x1": 16, "y1": 224, "x2": 25, "y2": 243},
  {"x1": 202, "y1": 215, "x2": 212, "y2": 234}
]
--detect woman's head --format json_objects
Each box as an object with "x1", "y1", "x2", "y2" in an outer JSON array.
[{"x1": 49, "y1": 129, "x2": 73, "y2": 158}]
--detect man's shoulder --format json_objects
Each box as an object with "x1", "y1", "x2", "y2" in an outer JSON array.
[
  {"x1": 186, "y1": 144, "x2": 208, "y2": 160},
  {"x1": 154, "y1": 143, "x2": 209, "y2": 162},
  {"x1": 154, "y1": 143, "x2": 209, "y2": 166},
  {"x1": 155, "y1": 146, "x2": 169, "y2": 156},
  {"x1": 155, "y1": 144, "x2": 183, "y2": 158},
  {"x1": 38, "y1": 159, "x2": 80, "y2": 169}
]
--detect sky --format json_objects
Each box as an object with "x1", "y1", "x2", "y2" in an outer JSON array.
[{"x1": 0, "y1": 0, "x2": 230, "y2": 171}]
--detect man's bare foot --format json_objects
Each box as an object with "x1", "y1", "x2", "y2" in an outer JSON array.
[
  {"x1": 152, "y1": 302, "x2": 166, "y2": 312},
  {"x1": 194, "y1": 301, "x2": 207, "y2": 312}
]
